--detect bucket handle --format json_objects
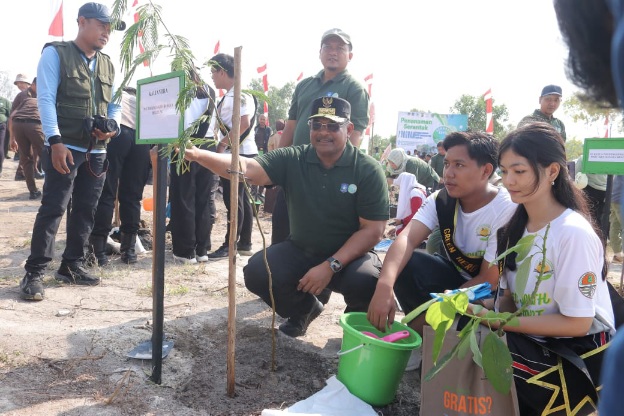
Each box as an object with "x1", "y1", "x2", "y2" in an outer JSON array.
[{"x1": 337, "y1": 343, "x2": 365, "y2": 356}]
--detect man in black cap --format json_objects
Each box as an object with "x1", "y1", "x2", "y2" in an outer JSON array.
[
  {"x1": 19, "y1": 2, "x2": 125, "y2": 301},
  {"x1": 518, "y1": 84, "x2": 567, "y2": 141},
  {"x1": 181, "y1": 96, "x2": 388, "y2": 337}
]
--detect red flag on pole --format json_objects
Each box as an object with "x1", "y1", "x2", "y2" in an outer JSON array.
[
  {"x1": 483, "y1": 88, "x2": 494, "y2": 134},
  {"x1": 296, "y1": 72, "x2": 303, "y2": 82},
  {"x1": 257, "y1": 64, "x2": 269, "y2": 119},
  {"x1": 364, "y1": 74, "x2": 374, "y2": 136},
  {"x1": 605, "y1": 114, "x2": 610, "y2": 138},
  {"x1": 132, "y1": 0, "x2": 149, "y2": 67},
  {"x1": 364, "y1": 73, "x2": 373, "y2": 97},
  {"x1": 49, "y1": 0, "x2": 64, "y2": 38},
  {"x1": 380, "y1": 144, "x2": 392, "y2": 162}
]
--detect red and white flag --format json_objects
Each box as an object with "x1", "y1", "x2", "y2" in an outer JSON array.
[
  {"x1": 380, "y1": 144, "x2": 392, "y2": 162},
  {"x1": 604, "y1": 114, "x2": 610, "y2": 138},
  {"x1": 364, "y1": 73, "x2": 373, "y2": 97},
  {"x1": 49, "y1": 0, "x2": 64, "y2": 38},
  {"x1": 132, "y1": 0, "x2": 149, "y2": 67},
  {"x1": 214, "y1": 40, "x2": 225, "y2": 97},
  {"x1": 483, "y1": 88, "x2": 493, "y2": 134},
  {"x1": 257, "y1": 63, "x2": 269, "y2": 119},
  {"x1": 364, "y1": 74, "x2": 374, "y2": 136},
  {"x1": 296, "y1": 72, "x2": 303, "y2": 82}
]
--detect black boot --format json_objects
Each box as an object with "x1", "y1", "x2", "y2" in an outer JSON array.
[
  {"x1": 88, "y1": 235, "x2": 109, "y2": 267},
  {"x1": 120, "y1": 232, "x2": 137, "y2": 264}
]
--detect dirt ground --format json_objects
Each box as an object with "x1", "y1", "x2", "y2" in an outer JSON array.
[{"x1": 0, "y1": 156, "x2": 421, "y2": 416}]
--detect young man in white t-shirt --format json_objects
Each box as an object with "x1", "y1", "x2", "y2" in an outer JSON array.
[
  {"x1": 208, "y1": 53, "x2": 258, "y2": 260},
  {"x1": 367, "y1": 131, "x2": 517, "y2": 339}
]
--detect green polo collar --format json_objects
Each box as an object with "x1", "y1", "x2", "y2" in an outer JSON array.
[
  {"x1": 304, "y1": 141, "x2": 356, "y2": 167},
  {"x1": 312, "y1": 69, "x2": 350, "y2": 84}
]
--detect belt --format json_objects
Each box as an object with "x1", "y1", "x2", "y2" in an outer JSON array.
[{"x1": 13, "y1": 118, "x2": 41, "y2": 124}]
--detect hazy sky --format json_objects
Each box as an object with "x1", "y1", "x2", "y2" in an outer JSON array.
[{"x1": 1, "y1": 0, "x2": 606, "y2": 139}]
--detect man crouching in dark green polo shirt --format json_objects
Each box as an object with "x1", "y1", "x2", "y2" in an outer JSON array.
[{"x1": 181, "y1": 96, "x2": 389, "y2": 337}]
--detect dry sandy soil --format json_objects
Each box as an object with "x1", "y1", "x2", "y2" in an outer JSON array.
[{"x1": 0, "y1": 156, "x2": 421, "y2": 416}]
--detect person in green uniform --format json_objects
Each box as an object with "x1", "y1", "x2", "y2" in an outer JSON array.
[
  {"x1": 181, "y1": 97, "x2": 389, "y2": 337},
  {"x1": 518, "y1": 85, "x2": 567, "y2": 141}
]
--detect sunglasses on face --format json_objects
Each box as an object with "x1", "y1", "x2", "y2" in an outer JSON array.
[{"x1": 308, "y1": 120, "x2": 346, "y2": 132}]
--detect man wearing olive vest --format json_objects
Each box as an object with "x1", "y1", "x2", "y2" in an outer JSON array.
[{"x1": 20, "y1": 2, "x2": 125, "y2": 301}]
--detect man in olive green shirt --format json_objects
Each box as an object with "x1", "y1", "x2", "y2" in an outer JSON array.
[
  {"x1": 182, "y1": 97, "x2": 388, "y2": 337},
  {"x1": 518, "y1": 84, "x2": 567, "y2": 141},
  {"x1": 0, "y1": 96, "x2": 11, "y2": 175}
]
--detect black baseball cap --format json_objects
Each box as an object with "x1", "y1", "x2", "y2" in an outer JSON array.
[
  {"x1": 308, "y1": 96, "x2": 351, "y2": 123},
  {"x1": 78, "y1": 2, "x2": 126, "y2": 31},
  {"x1": 540, "y1": 84, "x2": 563, "y2": 97}
]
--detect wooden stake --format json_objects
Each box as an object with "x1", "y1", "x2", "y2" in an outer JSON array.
[{"x1": 226, "y1": 46, "x2": 243, "y2": 398}]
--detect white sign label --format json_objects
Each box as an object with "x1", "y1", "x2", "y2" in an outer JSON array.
[
  {"x1": 139, "y1": 76, "x2": 181, "y2": 140},
  {"x1": 588, "y1": 149, "x2": 624, "y2": 163}
]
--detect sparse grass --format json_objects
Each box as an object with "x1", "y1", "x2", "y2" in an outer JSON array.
[{"x1": 166, "y1": 285, "x2": 189, "y2": 296}]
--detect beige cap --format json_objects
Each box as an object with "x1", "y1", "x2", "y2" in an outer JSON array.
[{"x1": 14, "y1": 74, "x2": 30, "y2": 86}]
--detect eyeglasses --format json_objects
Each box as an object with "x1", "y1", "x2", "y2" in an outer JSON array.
[{"x1": 308, "y1": 120, "x2": 346, "y2": 132}]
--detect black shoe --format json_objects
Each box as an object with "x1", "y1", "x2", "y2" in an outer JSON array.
[
  {"x1": 34, "y1": 171, "x2": 44, "y2": 180},
  {"x1": 14, "y1": 172, "x2": 25, "y2": 181},
  {"x1": 208, "y1": 245, "x2": 231, "y2": 261},
  {"x1": 20, "y1": 271, "x2": 45, "y2": 301},
  {"x1": 237, "y1": 243, "x2": 253, "y2": 256},
  {"x1": 29, "y1": 190, "x2": 42, "y2": 200},
  {"x1": 87, "y1": 235, "x2": 109, "y2": 267},
  {"x1": 278, "y1": 299, "x2": 324, "y2": 337},
  {"x1": 120, "y1": 232, "x2": 138, "y2": 264},
  {"x1": 55, "y1": 262, "x2": 101, "y2": 286}
]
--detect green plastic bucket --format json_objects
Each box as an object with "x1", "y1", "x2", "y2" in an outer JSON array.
[{"x1": 337, "y1": 312, "x2": 422, "y2": 406}]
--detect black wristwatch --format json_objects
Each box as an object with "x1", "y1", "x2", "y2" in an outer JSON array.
[{"x1": 327, "y1": 257, "x2": 343, "y2": 273}]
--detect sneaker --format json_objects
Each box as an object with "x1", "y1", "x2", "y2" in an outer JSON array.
[
  {"x1": 196, "y1": 254, "x2": 209, "y2": 263},
  {"x1": 278, "y1": 299, "x2": 324, "y2": 337},
  {"x1": 34, "y1": 171, "x2": 44, "y2": 180},
  {"x1": 208, "y1": 245, "x2": 230, "y2": 261},
  {"x1": 173, "y1": 254, "x2": 197, "y2": 264},
  {"x1": 55, "y1": 262, "x2": 101, "y2": 286},
  {"x1": 405, "y1": 348, "x2": 422, "y2": 372},
  {"x1": 29, "y1": 190, "x2": 42, "y2": 200},
  {"x1": 237, "y1": 244, "x2": 253, "y2": 256},
  {"x1": 14, "y1": 171, "x2": 25, "y2": 181},
  {"x1": 20, "y1": 271, "x2": 45, "y2": 301}
]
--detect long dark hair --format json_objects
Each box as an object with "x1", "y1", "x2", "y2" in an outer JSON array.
[{"x1": 496, "y1": 123, "x2": 607, "y2": 279}]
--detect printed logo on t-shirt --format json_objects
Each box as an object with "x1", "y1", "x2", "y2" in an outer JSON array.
[
  {"x1": 533, "y1": 260, "x2": 554, "y2": 278},
  {"x1": 325, "y1": 91, "x2": 339, "y2": 98},
  {"x1": 476, "y1": 224, "x2": 491, "y2": 241},
  {"x1": 578, "y1": 272, "x2": 597, "y2": 299}
]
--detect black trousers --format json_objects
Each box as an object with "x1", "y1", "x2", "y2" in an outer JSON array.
[
  {"x1": 92, "y1": 125, "x2": 151, "y2": 237},
  {"x1": 0, "y1": 122, "x2": 6, "y2": 171},
  {"x1": 25, "y1": 147, "x2": 106, "y2": 272},
  {"x1": 394, "y1": 251, "x2": 467, "y2": 314},
  {"x1": 219, "y1": 153, "x2": 256, "y2": 248},
  {"x1": 169, "y1": 146, "x2": 219, "y2": 258},
  {"x1": 243, "y1": 240, "x2": 381, "y2": 318},
  {"x1": 583, "y1": 185, "x2": 607, "y2": 230},
  {"x1": 271, "y1": 187, "x2": 290, "y2": 245}
]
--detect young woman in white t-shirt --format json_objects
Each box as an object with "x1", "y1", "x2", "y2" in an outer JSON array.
[{"x1": 486, "y1": 122, "x2": 615, "y2": 416}]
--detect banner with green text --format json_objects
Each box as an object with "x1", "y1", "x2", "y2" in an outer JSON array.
[{"x1": 395, "y1": 112, "x2": 468, "y2": 155}]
